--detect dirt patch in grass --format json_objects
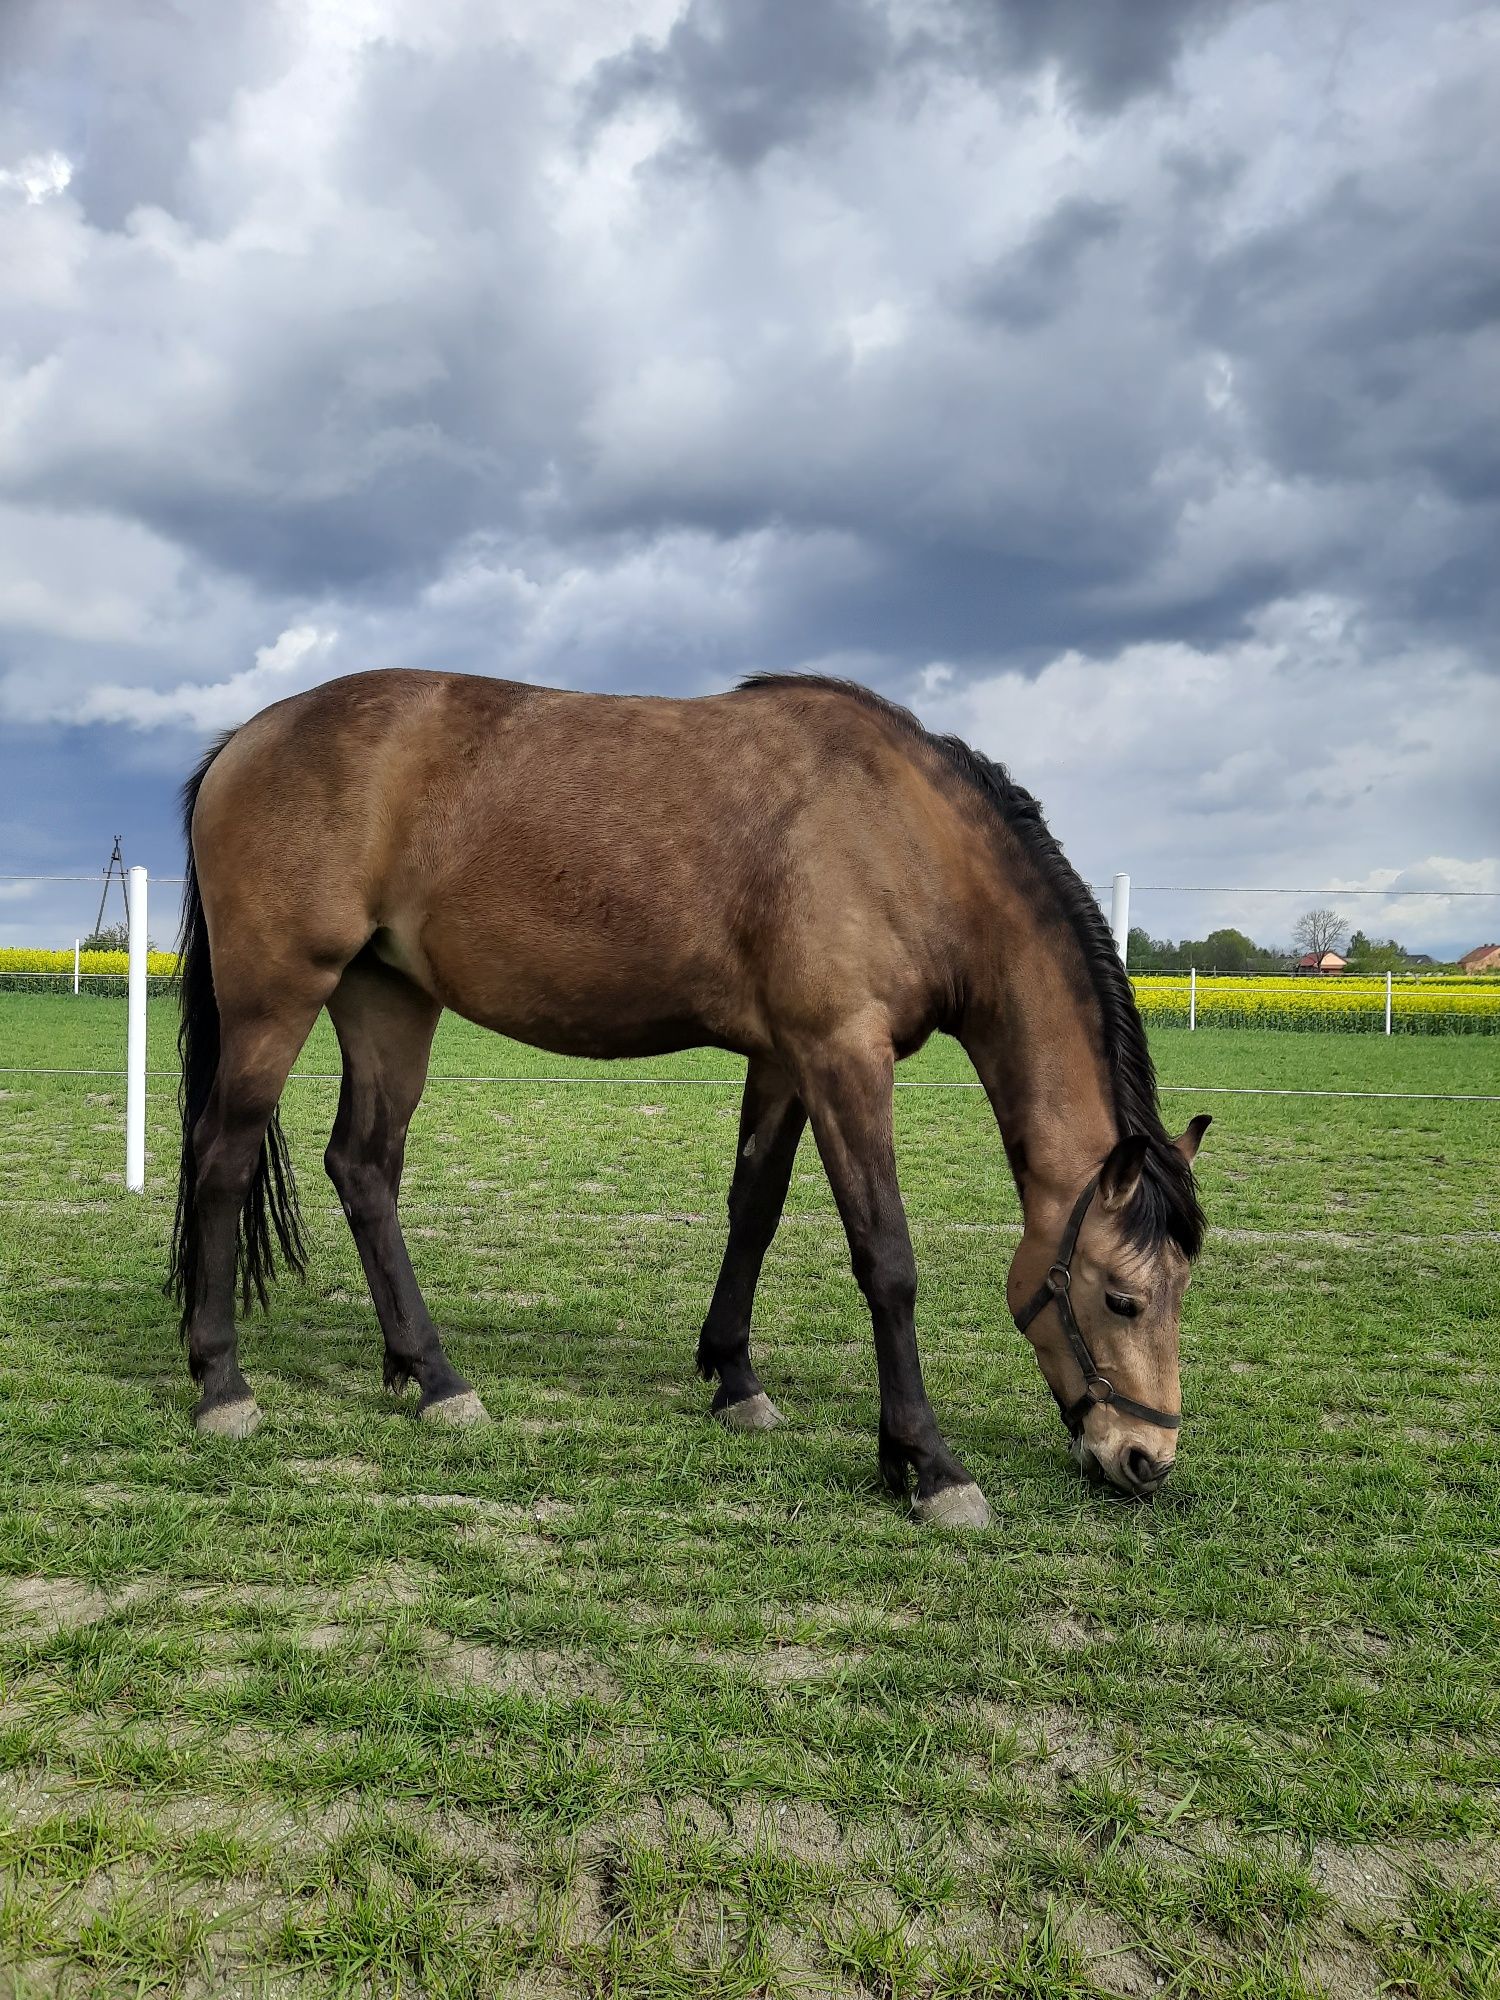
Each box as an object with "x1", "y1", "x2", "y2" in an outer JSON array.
[
  {"x1": 1065, "y1": 1904, "x2": 1158, "y2": 1997},
  {"x1": 282, "y1": 1456, "x2": 381, "y2": 1486},
  {"x1": 295, "y1": 1621, "x2": 377, "y2": 1654},
  {"x1": 395, "y1": 1489, "x2": 517, "y2": 1520},
  {"x1": 1311, "y1": 1840, "x2": 1414, "y2": 1916},
  {"x1": 977, "y1": 1703, "x2": 1121, "y2": 1787},
  {"x1": 703, "y1": 1793, "x2": 856, "y2": 1866},
  {"x1": 1300, "y1": 1940, "x2": 1386, "y2": 2000},
  {"x1": 0, "y1": 1575, "x2": 150, "y2": 1634},
  {"x1": 1327, "y1": 1624, "x2": 1394, "y2": 1660},
  {"x1": 1032, "y1": 1610, "x2": 1112, "y2": 1650},
  {"x1": 746, "y1": 1643, "x2": 843, "y2": 1685},
  {"x1": 339, "y1": 1561, "x2": 435, "y2": 1610},
  {"x1": 433, "y1": 1640, "x2": 620, "y2": 1703}
]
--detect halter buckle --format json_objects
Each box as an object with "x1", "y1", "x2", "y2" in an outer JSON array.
[
  {"x1": 1085, "y1": 1376, "x2": 1114, "y2": 1406},
  {"x1": 1047, "y1": 1264, "x2": 1071, "y2": 1294}
]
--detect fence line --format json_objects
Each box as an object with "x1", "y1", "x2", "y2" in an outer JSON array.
[
  {"x1": 1, "y1": 1065, "x2": 1495, "y2": 1105},
  {"x1": 4, "y1": 866, "x2": 1499, "y2": 1191},
  {"x1": 1126, "y1": 885, "x2": 1500, "y2": 897}
]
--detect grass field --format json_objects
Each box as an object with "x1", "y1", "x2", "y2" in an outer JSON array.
[{"x1": 1, "y1": 995, "x2": 1497, "y2": 1999}]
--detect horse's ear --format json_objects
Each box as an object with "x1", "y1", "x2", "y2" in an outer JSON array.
[
  {"x1": 1174, "y1": 1114, "x2": 1212, "y2": 1163},
  {"x1": 1098, "y1": 1133, "x2": 1151, "y2": 1211}
]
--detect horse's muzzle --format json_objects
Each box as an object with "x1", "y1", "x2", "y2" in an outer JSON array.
[{"x1": 1078, "y1": 1436, "x2": 1176, "y2": 1498}]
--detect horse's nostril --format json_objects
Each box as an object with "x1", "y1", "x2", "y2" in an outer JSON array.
[{"x1": 1123, "y1": 1445, "x2": 1166, "y2": 1490}]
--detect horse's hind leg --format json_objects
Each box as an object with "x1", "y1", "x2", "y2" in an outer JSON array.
[
  {"x1": 324, "y1": 955, "x2": 486, "y2": 1426},
  {"x1": 696, "y1": 1059, "x2": 806, "y2": 1429},
  {"x1": 186, "y1": 986, "x2": 332, "y2": 1437}
]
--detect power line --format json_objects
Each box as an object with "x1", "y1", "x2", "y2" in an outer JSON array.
[
  {"x1": 0, "y1": 873, "x2": 187, "y2": 883},
  {"x1": 1, "y1": 873, "x2": 1495, "y2": 895},
  {"x1": 1115, "y1": 886, "x2": 1500, "y2": 897}
]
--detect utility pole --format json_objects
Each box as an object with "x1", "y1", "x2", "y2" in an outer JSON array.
[{"x1": 93, "y1": 835, "x2": 127, "y2": 940}]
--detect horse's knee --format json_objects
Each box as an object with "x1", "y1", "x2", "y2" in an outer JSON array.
[
  {"x1": 323, "y1": 1137, "x2": 355, "y2": 1203},
  {"x1": 850, "y1": 1237, "x2": 917, "y2": 1317},
  {"x1": 191, "y1": 1111, "x2": 267, "y2": 1202},
  {"x1": 323, "y1": 1140, "x2": 396, "y2": 1221}
]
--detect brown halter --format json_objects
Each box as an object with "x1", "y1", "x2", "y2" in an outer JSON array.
[{"x1": 1013, "y1": 1174, "x2": 1183, "y2": 1438}]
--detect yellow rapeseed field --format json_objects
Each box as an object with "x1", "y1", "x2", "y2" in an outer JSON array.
[
  {"x1": 0, "y1": 952, "x2": 1496, "y2": 1031},
  {"x1": 1132, "y1": 973, "x2": 1500, "y2": 1034},
  {"x1": 0, "y1": 947, "x2": 182, "y2": 978}
]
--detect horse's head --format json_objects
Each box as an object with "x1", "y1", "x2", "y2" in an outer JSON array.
[{"x1": 1008, "y1": 1115, "x2": 1210, "y2": 1497}]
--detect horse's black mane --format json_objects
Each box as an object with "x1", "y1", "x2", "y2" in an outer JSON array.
[{"x1": 739, "y1": 672, "x2": 1204, "y2": 1259}]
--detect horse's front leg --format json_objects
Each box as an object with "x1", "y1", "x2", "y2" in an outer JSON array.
[{"x1": 797, "y1": 1033, "x2": 992, "y2": 1528}]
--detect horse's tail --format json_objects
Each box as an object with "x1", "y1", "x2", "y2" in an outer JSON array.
[{"x1": 167, "y1": 736, "x2": 306, "y2": 1333}]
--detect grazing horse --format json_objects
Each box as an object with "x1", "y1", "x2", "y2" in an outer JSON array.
[{"x1": 169, "y1": 671, "x2": 1209, "y2": 1525}]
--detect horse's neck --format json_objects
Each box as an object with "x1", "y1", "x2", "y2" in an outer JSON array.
[{"x1": 960, "y1": 937, "x2": 1118, "y2": 1222}]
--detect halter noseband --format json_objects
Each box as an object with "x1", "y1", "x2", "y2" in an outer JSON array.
[{"x1": 1012, "y1": 1173, "x2": 1183, "y2": 1438}]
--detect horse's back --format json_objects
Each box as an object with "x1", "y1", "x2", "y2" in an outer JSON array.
[{"x1": 192, "y1": 669, "x2": 975, "y2": 1058}]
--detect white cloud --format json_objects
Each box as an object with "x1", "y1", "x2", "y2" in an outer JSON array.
[
  {"x1": 0, "y1": 150, "x2": 72, "y2": 203},
  {"x1": 912, "y1": 597, "x2": 1499, "y2": 954},
  {"x1": 0, "y1": 505, "x2": 191, "y2": 646},
  {"x1": 67, "y1": 625, "x2": 339, "y2": 733}
]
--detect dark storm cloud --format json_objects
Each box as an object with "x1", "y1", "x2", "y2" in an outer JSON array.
[
  {"x1": 1195, "y1": 154, "x2": 1500, "y2": 505},
  {"x1": 962, "y1": 196, "x2": 1125, "y2": 330},
  {"x1": 0, "y1": 0, "x2": 288, "y2": 231},
  {"x1": 0, "y1": 0, "x2": 1490, "y2": 660},
  {"x1": 943, "y1": 0, "x2": 1246, "y2": 113},
  {"x1": 1, "y1": 0, "x2": 1498, "y2": 955},
  {"x1": 587, "y1": 0, "x2": 895, "y2": 168},
  {"x1": 587, "y1": 0, "x2": 1251, "y2": 170},
  {"x1": 3, "y1": 26, "x2": 591, "y2": 596}
]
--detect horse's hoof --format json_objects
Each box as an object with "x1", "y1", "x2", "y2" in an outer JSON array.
[
  {"x1": 194, "y1": 1398, "x2": 262, "y2": 1440},
  {"x1": 420, "y1": 1389, "x2": 489, "y2": 1428},
  {"x1": 913, "y1": 1482, "x2": 992, "y2": 1530},
  {"x1": 716, "y1": 1392, "x2": 782, "y2": 1431}
]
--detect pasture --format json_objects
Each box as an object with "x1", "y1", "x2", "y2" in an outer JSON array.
[{"x1": 1, "y1": 994, "x2": 1497, "y2": 1999}]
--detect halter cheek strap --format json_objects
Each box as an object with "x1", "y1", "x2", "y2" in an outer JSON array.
[{"x1": 1012, "y1": 1173, "x2": 1183, "y2": 1437}]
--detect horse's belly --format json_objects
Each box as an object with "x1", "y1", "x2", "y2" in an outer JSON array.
[{"x1": 403, "y1": 915, "x2": 757, "y2": 1061}]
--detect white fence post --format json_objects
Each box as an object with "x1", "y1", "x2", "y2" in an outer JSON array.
[
  {"x1": 73, "y1": 938, "x2": 80, "y2": 996},
  {"x1": 1385, "y1": 970, "x2": 1393, "y2": 1037},
  {"x1": 126, "y1": 866, "x2": 148, "y2": 1193},
  {"x1": 1110, "y1": 872, "x2": 1130, "y2": 964},
  {"x1": 1189, "y1": 965, "x2": 1197, "y2": 1032}
]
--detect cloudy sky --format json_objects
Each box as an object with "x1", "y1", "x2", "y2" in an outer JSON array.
[{"x1": 2, "y1": 0, "x2": 1497, "y2": 957}]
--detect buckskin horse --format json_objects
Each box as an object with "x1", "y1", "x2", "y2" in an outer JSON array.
[{"x1": 170, "y1": 671, "x2": 1210, "y2": 1525}]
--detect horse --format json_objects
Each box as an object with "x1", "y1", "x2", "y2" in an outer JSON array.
[{"x1": 169, "y1": 670, "x2": 1209, "y2": 1526}]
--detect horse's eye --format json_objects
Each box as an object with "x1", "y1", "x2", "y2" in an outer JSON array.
[{"x1": 1105, "y1": 1292, "x2": 1140, "y2": 1319}]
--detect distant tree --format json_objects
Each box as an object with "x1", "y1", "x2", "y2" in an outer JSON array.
[
  {"x1": 1257, "y1": 946, "x2": 1296, "y2": 973},
  {"x1": 81, "y1": 923, "x2": 130, "y2": 952},
  {"x1": 1292, "y1": 908, "x2": 1349, "y2": 959},
  {"x1": 1200, "y1": 927, "x2": 1257, "y2": 973},
  {"x1": 1176, "y1": 936, "x2": 1228, "y2": 971},
  {"x1": 1126, "y1": 926, "x2": 1164, "y2": 971},
  {"x1": 80, "y1": 921, "x2": 158, "y2": 952},
  {"x1": 1346, "y1": 932, "x2": 1414, "y2": 972}
]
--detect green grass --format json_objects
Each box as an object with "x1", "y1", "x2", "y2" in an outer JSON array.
[{"x1": 0, "y1": 995, "x2": 1497, "y2": 1998}]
